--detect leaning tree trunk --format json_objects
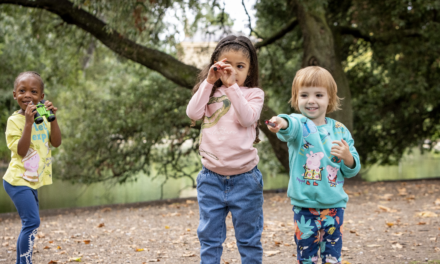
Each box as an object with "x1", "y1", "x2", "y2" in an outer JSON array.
[{"x1": 295, "y1": 0, "x2": 353, "y2": 131}]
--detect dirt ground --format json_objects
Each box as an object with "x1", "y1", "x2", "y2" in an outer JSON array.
[{"x1": 0, "y1": 179, "x2": 439, "y2": 264}]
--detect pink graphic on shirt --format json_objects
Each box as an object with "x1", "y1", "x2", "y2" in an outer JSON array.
[
  {"x1": 302, "y1": 151, "x2": 324, "y2": 186},
  {"x1": 327, "y1": 165, "x2": 339, "y2": 187},
  {"x1": 22, "y1": 148, "x2": 40, "y2": 182}
]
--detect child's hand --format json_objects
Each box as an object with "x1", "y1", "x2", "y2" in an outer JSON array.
[
  {"x1": 266, "y1": 116, "x2": 288, "y2": 133},
  {"x1": 207, "y1": 58, "x2": 227, "y2": 85},
  {"x1": 24, "y1": 101, "x2": 37, "y2": 125},
  {"x1": 219, "y1": 63, "x2": 237, "y2": 88},
  {"x1": 331, "y1": 139, "x2": 354, "y2": 168},
  {"x1": 44, "y1": 100, "x2": 58, "y2": 116}
]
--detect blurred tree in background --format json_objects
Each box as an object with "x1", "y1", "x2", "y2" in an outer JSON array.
[{"x1": 0, "y1": 0, "x2": 439, "y2": 184}]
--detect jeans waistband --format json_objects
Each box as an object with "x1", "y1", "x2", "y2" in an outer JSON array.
[{"x1": 201, "y1": 166, "x2": 257, "y2": 178}]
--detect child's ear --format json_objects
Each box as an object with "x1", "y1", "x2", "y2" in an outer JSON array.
[
  {"x1": 12, "y1": 90, "x2": 16, "y2": 100},
  {"x1": 40, "y1": 93, "x2": 45, "y2": 101}
]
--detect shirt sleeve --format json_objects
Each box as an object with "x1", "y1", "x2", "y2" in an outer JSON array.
[
  {"x1": 186, "y1": 80, "x2": 213, "y2": 120},
  {"x1": 224, "y1": 84, "x2": 264, "y2": 127},
  {"x1": 5, "y1": 118, "x2": 22, "y2": 154},
  {"x1": 276, "y1": 114, "x2": 301, "y2": 142},
  {"x1": 340, "y1": 129, "x2": 361, "y2": 178}
]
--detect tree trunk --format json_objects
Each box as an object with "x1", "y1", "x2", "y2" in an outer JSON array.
[{"x1": 295, "y1": 0, "x2": 353, "y2": 131}]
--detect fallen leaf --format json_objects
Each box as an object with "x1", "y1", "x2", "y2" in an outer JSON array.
[
  {"x1": 417, "y1": 222, "x2": 427, "y2": 225},
  {"x1": 97, "y1": 223, "x2": 105, "y2": 228},
  {"x1": 397, "y1": 188, "x2": 407, "y2": 196},
  {"x1": 165, "y1": 226, "x2": 170, "y2": 229},
  {"x1": 416, "y1": 211, "x2": 438, "y2": 218},
  {"x1": 83, "y1": 240, "x2": 91, "y2": 244},
  {"x1": 48, "y1": 261, "x2": 60, "y2": 264},
  {"x1": 386, "y1": 222, "x2": 394, "y2": 227},
  {"x1": 342, "y1": 261, "x2": 351, "y2": 264},
  {"x1": 392, "y1": 243, "x2": 403, "y2": 249},
  {"x1": 101, "y1": 207, "x2": 112, "y2": 212},
  {"x1": 435, "y1": 247, "x2": 440, "y2": 253},
  {"x1": 435, "y1": 198, "x2": 440, "y2": 206},
  {"x1": 68, "y1": 257, "x2": 82, "y2": 262},
  {"x1": 186, "y1": 200, "x2": 195, "y2": 204},
  {"x1": 366, "y1": 244, "x2": 381, "y2": 247},
  {"x1": 342, "y1": 247, "x2": 349, "y2": 251},
  {"x1": 44, "y1": 246, "x2": 50, "y2": 249},
  {"x1": 265, "y1": 250, "x2": 280, "y2": 256},
  {"x1": 182, "y1": 252, "x2": 195, "y2": 257},
  {"x1": 136, "y1": 248, "x2": 145, "y2": 252},
  {"x1": 378, "y1": 205, "x2": 391, "y2": 212}
]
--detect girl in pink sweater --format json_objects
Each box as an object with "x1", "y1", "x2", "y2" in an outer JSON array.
[{"x1": 186, "y1": 35, "x2": 265, "y2": 264}]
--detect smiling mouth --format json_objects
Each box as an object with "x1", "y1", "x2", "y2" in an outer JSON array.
[{"x1": 306, "y1": 107, "x2": 318, "y2": 111}]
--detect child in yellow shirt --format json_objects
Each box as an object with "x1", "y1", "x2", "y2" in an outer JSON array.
[{"x1": 3, "y1": 71, "x2": 62, "y2": 264}]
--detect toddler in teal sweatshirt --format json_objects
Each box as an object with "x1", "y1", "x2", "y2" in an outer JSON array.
[{"x1": 267, "y1": 66, "x2": 360, "y2": 264}]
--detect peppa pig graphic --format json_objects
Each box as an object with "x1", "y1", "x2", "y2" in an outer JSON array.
[
  {"x1": 327, "y1": 165, "x2": 339, "y2": 187},
  {"x1": 302, "y1": 151, "x2": 324, "y2": 186},
  {"x1": 21, "y1": 148, "x2": 40, "y2": 182}
]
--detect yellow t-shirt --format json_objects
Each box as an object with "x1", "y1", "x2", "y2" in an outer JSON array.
[{"x1": 3, "y1": 111, "x2": 53, "y2": 189}]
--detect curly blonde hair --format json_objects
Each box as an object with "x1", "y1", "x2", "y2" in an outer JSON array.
[{"x1": 290, "y1": 66, "x2": 341, "y2": 113}]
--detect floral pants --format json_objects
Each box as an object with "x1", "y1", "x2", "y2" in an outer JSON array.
[{"x1": 293, "y1": 206, "x2": 344, "y2": 264}]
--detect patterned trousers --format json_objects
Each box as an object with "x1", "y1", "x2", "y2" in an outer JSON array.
[{"x1": 293, "y1": 206, "x2": 344, "y2": 264}]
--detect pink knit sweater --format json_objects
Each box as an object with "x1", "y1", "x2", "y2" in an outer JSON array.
[{"x1": 186, "y1": 80, "x2": 264, "y2": 175}]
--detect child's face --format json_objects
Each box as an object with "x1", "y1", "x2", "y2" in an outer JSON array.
[
  {"x1": 298, "y1": 86, "x2": 329, "y2": 125},
  {"x1": 13, "y1": 75, "x2": 44, "y2": 111},
  {"x1": 217, "y1": 49, "x2": 250, "y2": 87}
]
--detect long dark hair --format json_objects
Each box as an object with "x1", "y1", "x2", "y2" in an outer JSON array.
[{"x1": 191, "y1": 35, "x2": 262, "y2": 144}]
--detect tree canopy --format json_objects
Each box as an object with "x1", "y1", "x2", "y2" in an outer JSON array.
[{"x1": 0, "y1": 0, "x2": 439, "y2": 184}]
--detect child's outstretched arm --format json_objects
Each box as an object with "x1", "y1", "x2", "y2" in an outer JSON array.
[
  {"x1": 17, "y1": 102, "x2": 37, "y2": 157},
  {"x1": 186, "y1": 60, "x2": 227, "y2": 120},
  {"x1": 44, "y1": 100, "x2": 62, "y2": 148}
]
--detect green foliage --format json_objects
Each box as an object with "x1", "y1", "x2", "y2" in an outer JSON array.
[
  {"x1": 1, "y1": 0, "x2": 440, "y2": 185},
  {"x1": 255, "y1": 0, "x2": 440, "y2": 166},
  {"x1": 55, "y1": 59, "x2": 199, "y2": 184}
]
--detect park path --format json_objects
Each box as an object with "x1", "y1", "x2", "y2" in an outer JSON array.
[{"x1": 1, "y1": 179, "x2": 439, "y2": 264}]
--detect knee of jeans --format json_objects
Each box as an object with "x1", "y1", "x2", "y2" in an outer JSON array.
[{"x1": 24, "y1": 216, "x2": 40, "y2": 229}]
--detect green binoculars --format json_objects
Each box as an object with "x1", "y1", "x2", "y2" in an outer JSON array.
[{"x1": 32, "y1": 100, "x2": 56, "y2": 124}]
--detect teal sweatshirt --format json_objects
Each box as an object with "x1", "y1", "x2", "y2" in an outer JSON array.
[{"x1": 277, "y1": 114, "x2": 361, "y2": 209}]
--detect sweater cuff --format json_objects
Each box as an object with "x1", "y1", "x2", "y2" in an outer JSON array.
[
  {"x1": 277, "y1": 114, "x2": 293, "y2": 135},
  {"x1": 202, "y1": 79, "x2": 214, "y2": 90},
  {"x1": 341, "y1": 158, "x2": 360, "y2": 177}
]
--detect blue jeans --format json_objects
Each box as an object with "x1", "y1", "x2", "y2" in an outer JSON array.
[
  {"x1": 197, "y1": 166, "x2": 264, "y2": 264},
  {"x1": 293, "y1": 206, "x2": 344, "y2": 264},
  {"x1": 3, "y1": 180, "x2": 40, "y2": 264}
]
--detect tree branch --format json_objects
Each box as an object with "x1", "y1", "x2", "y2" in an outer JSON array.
[
  {"x1": 338, "y1": 26, "x2": 372, "y2": 42},
  {"x1": 0, "y1": 0, "x2": 291, "y2": 171},
  {"x1": 242, "y1": 0, "x2": 262, "y2": 38},
  {"x1": 0, "y1": 0, "x2": 199, "y2": 89},
  {"x1": 254, "y1": 18, "x2": 298, "y2": 49},
  {"x1": 337, "y1": 26, "x2": 424, "y2": 43}
]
